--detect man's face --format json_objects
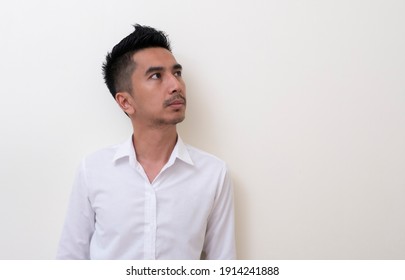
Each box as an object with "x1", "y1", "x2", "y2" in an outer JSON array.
[{"x1": 128, "y1": 47, "x2": 186, "y2": 127}]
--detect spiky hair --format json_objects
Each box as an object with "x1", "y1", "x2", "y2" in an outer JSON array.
[{"x1": 102, "y1": 24, "x2": 171, "y2": 97}]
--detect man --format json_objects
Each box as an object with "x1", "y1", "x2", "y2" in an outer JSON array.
[{"x1": 56, "y1": 24, "x2": 236, "y2": 259}]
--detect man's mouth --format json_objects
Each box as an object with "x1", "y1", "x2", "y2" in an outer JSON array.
[
  {"x1": 169, "y1": 100, "x2": 184, "y2": 105},
  {"x1": 168, "y1": 100, "x2": 185, "y2": 109}
]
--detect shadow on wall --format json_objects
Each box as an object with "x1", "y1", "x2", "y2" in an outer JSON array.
[{"x1": 233, "y1": 176, "x2": 250, "y2": 260}]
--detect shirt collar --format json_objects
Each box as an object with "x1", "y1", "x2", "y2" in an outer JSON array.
[
  {"x1": 112, "y1": 135, "x2": 194, "y2": 166},
  {"x1": 112, "y1": 136, "x2": 135, "y2": 163},
  {"x1": 171, "y1": 136, "x2": 194, "y2": 166}
]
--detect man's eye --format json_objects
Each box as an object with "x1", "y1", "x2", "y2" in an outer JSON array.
[
  {"x1": 174, "y1": 70, "x2": 182, "y2": 77},
  {"x1": 151, "y1": 73, "x2": 161, "y2": 79}
]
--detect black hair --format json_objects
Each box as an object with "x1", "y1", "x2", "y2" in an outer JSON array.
[{"x1": 102, "y1": 24, "x2": 171, "y2": 98}]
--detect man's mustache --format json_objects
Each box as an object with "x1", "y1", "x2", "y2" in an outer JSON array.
[{"x1": 164, "y1": 94, "x2": 186, "y2": 107}]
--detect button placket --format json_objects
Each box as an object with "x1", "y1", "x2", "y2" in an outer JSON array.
[{"x1": 143, "y1": 183, "x2": 157, "y2": 259}]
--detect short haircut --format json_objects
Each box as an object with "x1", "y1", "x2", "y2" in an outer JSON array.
[{"x1": 102, "y1": 24, "x2": 171, "y2": 98}]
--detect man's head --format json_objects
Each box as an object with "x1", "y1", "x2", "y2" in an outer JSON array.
[
  {"x1": 102, "y1": 24, "x2": 171, "y2": 98},
  {"x1": 102, "y1": 24, "x2": 186, "y2": 127}
]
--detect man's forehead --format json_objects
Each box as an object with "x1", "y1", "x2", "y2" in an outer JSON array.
[{"x1": 132, "y1": 47, "x2": 177, "y2": 67}]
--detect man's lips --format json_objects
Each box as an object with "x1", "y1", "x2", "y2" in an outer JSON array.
[
  {"x1": 169, "y1": 100, "x2": 184, "y2": 105},
  {"x1": 168, "y1": 100, "x2": 185, "y2": 109}
]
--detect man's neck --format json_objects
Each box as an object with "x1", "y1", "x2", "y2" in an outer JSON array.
[{"x1": 132, "y1": 124, "x2": 178, "y2": 182}]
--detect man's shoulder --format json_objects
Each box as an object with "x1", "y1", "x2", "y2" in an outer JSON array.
[
  {"x1": 184, "y1": 143, "x2": 227, "y2": 169},
  {"x1": 80, "y1": 141, "x2": 126, "y2": 167}
]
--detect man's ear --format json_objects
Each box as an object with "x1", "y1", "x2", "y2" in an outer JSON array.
[{"x1": 115, "y1": 92, "x2": 135, "y2": 115}]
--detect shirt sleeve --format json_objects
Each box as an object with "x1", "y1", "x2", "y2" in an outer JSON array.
[
  {"x1": 203, "y1": 166, "x2": 237, "y2": 259},
  {"x1": 56, "y1": 160, "x2": 95, "y2": 259}
]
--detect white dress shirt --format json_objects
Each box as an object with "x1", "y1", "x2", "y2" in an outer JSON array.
[{"x1": 56, "y1": 136, "x2": 236, "y2": 260}]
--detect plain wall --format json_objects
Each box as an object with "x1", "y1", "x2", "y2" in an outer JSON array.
[{"x1": 0, "y1": 0, "x2": 404, "y2": 259}]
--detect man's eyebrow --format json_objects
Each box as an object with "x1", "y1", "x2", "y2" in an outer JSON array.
[
  {"x1": 144, "y1": 64, "x2": 182, "y2": 76},
  {"x1": 145, "y1": 66, "x2": 164, "y2": 76},
  {"x1": 173, "y1": 63, "x2": 182, "y2": 70}
]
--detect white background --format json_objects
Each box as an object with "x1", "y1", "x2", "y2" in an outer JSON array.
[{"x1": 0, "y1": 0, "x2": 404, "y2": 259}]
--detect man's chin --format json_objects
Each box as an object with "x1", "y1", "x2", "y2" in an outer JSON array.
[
  {"x1": 154, "y1": 116, "x2": 185, "y2": 127},
  {"x1": 171, "y1": 116, "x2": 185, "y2": 125}
]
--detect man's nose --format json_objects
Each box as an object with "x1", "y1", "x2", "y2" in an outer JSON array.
[{"x1": 167, "y1": 74, "x2": 183, "y2": 94}]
